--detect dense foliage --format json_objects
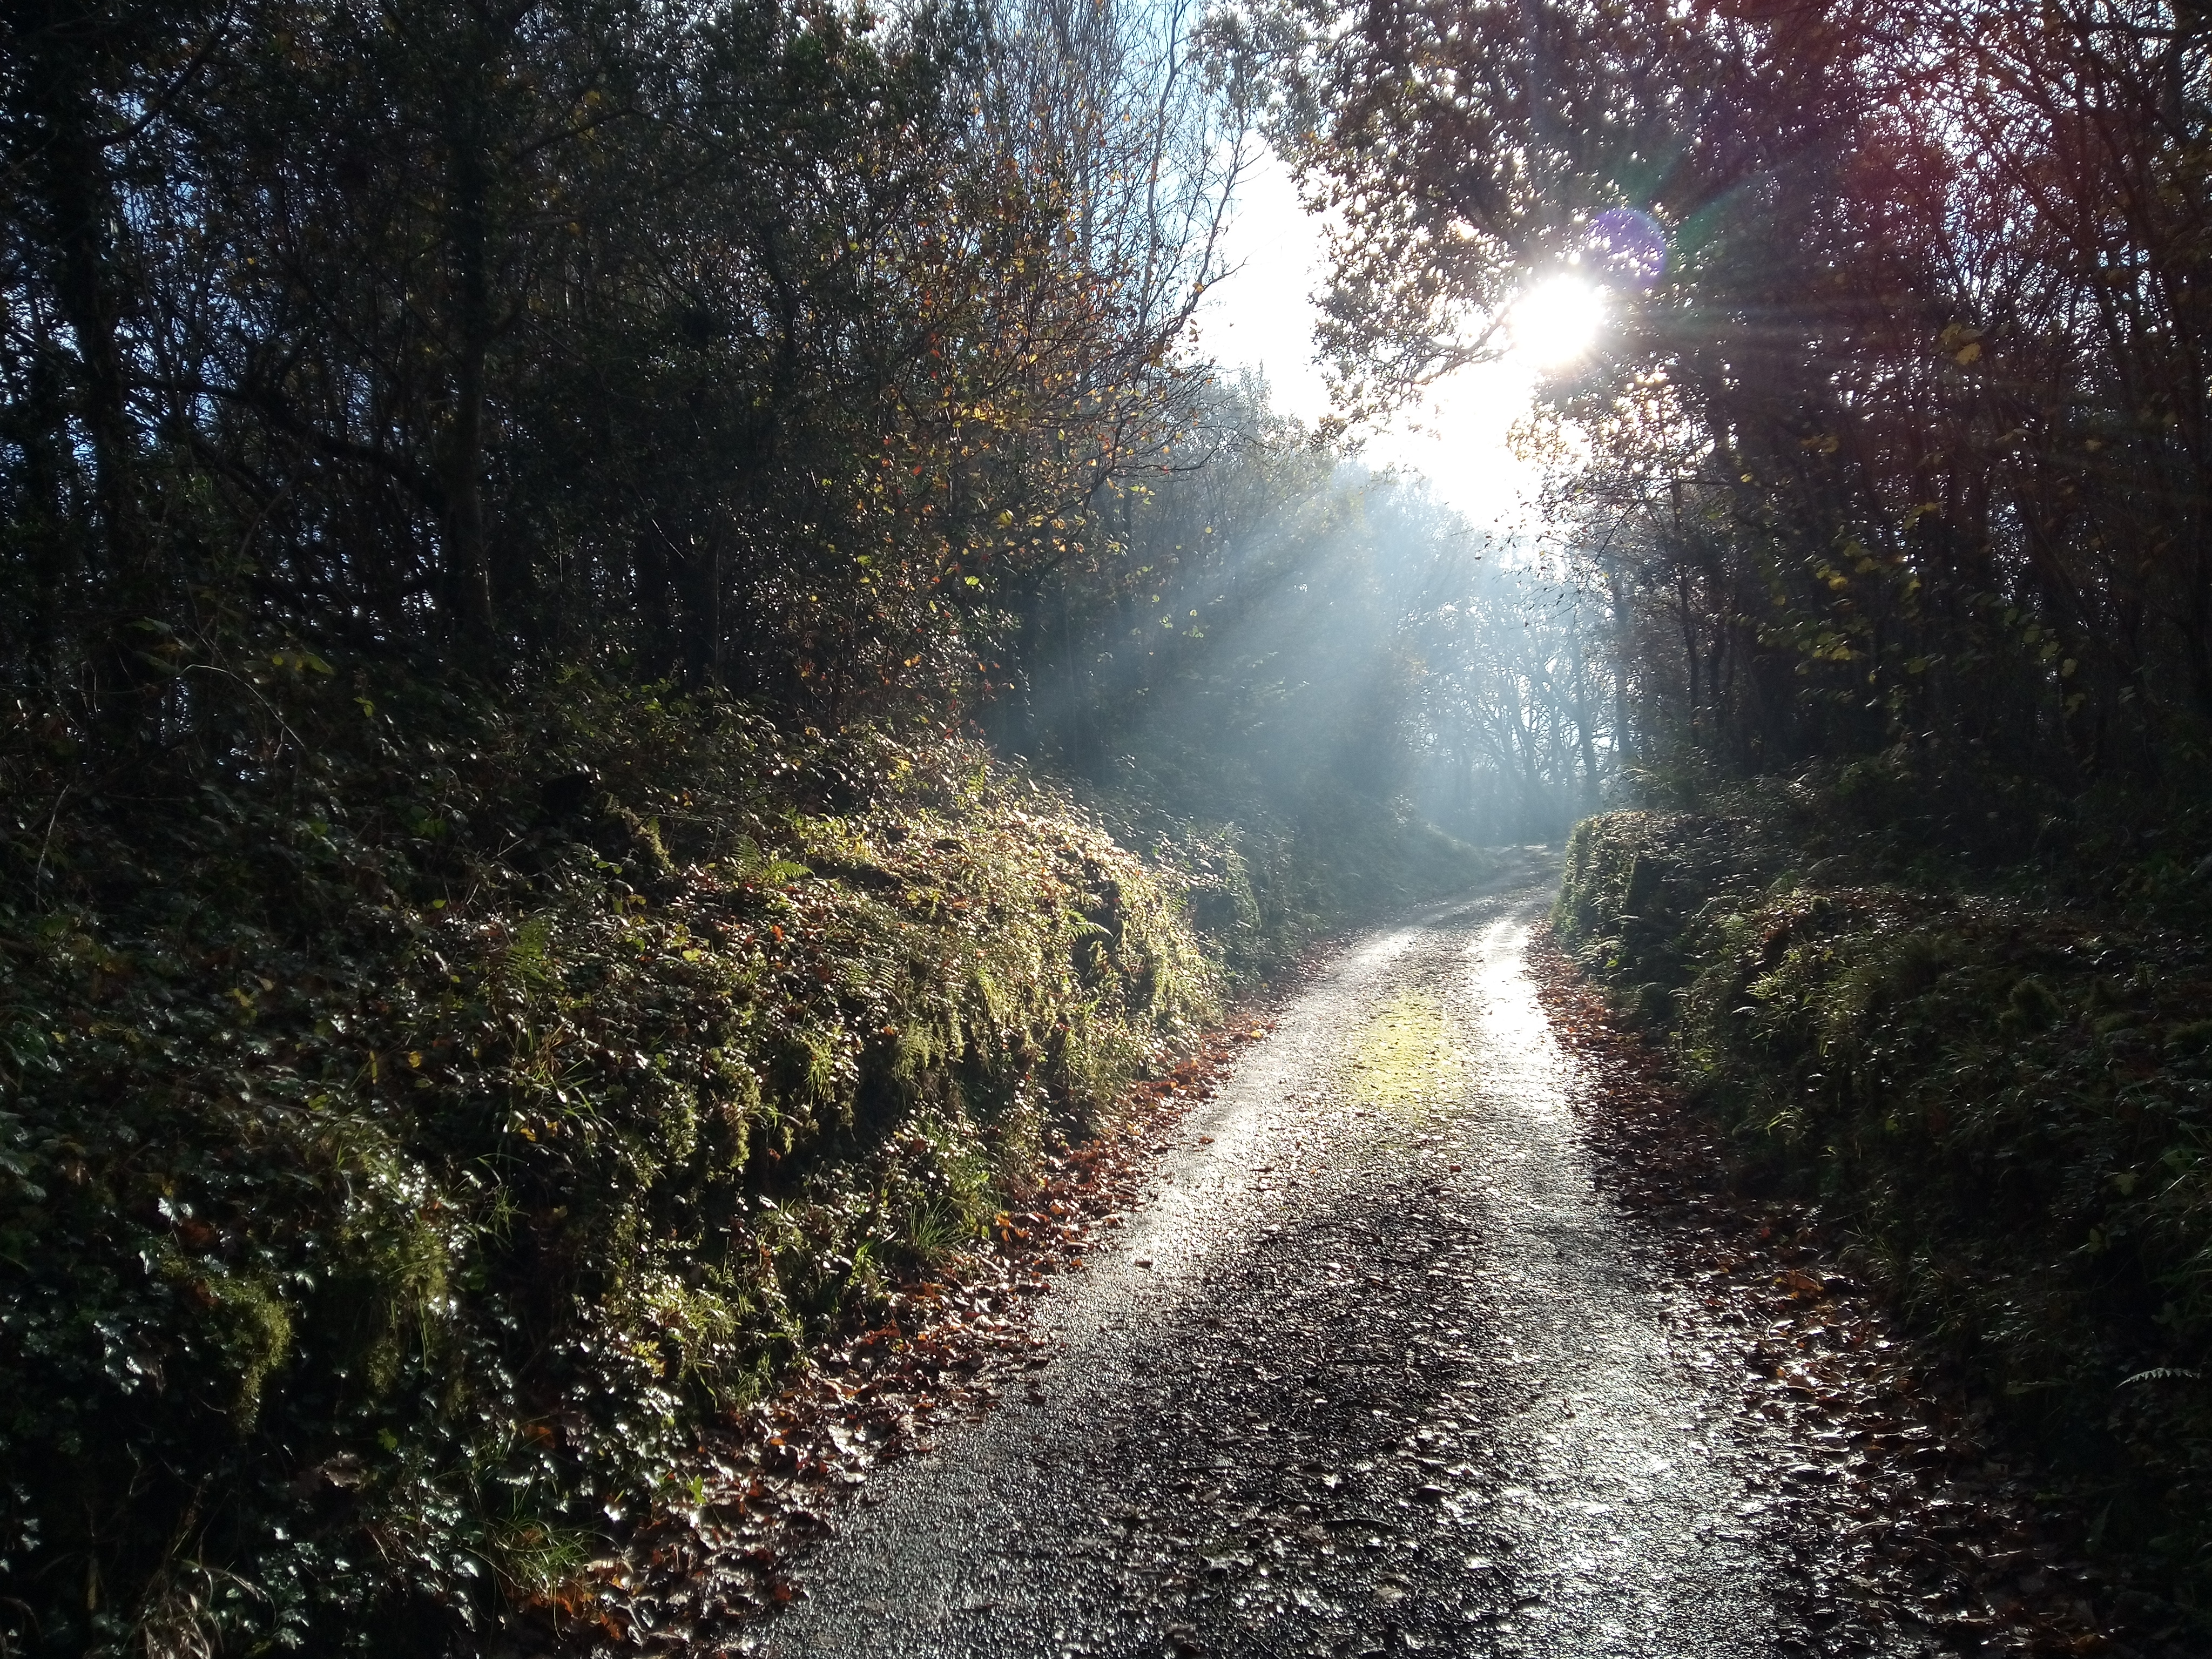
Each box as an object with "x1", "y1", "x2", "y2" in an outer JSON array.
[
  {"x1": 1555, "y1": 794, "x2": 2212, "y2": 1606},
  {"x1": 0, "y1": 665, "x2": 1219, "y2": 1653},
  {"x1": 1263, "y1": 0, "x2": 2212, "y2": 833},
  {"x1": 3, "y1": 0, "x2": 1251, "y2": 725}
]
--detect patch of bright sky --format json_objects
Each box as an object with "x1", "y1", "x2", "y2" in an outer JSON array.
[{"x1": 1192, "y1": 144, "x2": 1576, "y2": 535}]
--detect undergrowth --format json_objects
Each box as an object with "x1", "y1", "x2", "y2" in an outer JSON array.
[
  {"x1": 1089, "y1": 748, "x2": 1503, "y2": 984},
  {"x1": 1554, "y1": 770, "x2": 2212, "y2": 1623},
  {"x1": 0, "y1": 660, "x2": 1219, "y2": 1655}
]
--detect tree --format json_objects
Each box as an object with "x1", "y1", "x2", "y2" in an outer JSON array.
[
  {"x1": 0, "y1": 0, "x2": 1251, "y2": 749},
  {"x1": 1262, "y1": 0, "x2": 2212, "y2": 834}
]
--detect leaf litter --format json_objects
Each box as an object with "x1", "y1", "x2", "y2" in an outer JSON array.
[
  {"x1": 530, "y1": 908, "x2": 2186, "y2": 1657},
  {"x1": 525, "y1": 1017, "x2": 1284, "y2": 1655}
]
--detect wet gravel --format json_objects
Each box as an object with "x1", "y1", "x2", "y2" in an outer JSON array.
[{"x1": 760, "y1": 879, "x2": 1868, "y2": 1657}]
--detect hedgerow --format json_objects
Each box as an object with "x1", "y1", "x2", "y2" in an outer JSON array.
[
  {"x1": 1555, "y1": 800, "x2": 2212, "y2": 1609},
  {"x1": 0, "y1": 663, "x2": 1217, "y2": 1654}
]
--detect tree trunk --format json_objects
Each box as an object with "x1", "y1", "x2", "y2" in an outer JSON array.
[
  {"x1": 636, "y1": 528, "x2": 675, "y2": 682},
  {"x1": 681, "y1": 527, "x2": 725, "y2": 690},
  {"x1": 1568, "y1": 610, "x2": 1600, "y2": 806},
  {"x1": 1609, "y1": 559, "x2": 1635, "y2": 767},
  {"x1": 24, "y1": 18, "x2": 153, "y2": 732}
]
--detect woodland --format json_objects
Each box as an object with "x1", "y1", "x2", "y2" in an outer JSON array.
[{"x1": 5, "y1": 0, "x2": 2212, "y2": 1650}]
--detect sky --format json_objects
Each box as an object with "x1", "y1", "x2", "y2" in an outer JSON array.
[{"x1": 1192, "y1": 144, "x2": 1582, "y2": 535}]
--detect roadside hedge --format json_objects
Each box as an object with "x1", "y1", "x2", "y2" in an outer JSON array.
[
  {"x1": 1555, "y1": 803, "x2": 2212, "y2": 1610},
  {"x1": 0, "y1": 669, "x2": 1217, "y2": 1654}
]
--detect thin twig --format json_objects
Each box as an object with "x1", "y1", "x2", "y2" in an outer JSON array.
[{"x1": 31, "y1": 785, "x2": 69, "y2": 894}]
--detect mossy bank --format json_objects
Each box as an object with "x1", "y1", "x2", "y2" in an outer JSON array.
[
  {"x1": 1554, "y1": 798, "x2": 2212, "y2": 1621},
  {"x1": 0, "y1": 669, "x2": 1225, "y2": 1655}
]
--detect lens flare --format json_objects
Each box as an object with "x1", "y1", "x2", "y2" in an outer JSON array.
[
  {"x1": 1507, "y1": 274, "x2": 1605, "y2": 369},
  {"x1": 1588, "y1": 207, "x2": 1668, "y2": 293}
]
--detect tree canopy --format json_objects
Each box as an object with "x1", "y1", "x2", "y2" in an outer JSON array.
[
  {"x1": 2, "y1": 0, "x2": 1256, "y2": 734},
  {"x1": 1267, "y1": 0, "x2": 2212, "y2": 845}
]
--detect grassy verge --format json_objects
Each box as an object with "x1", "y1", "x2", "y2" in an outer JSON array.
[
  {"x1": 1553, "y1": 794, "x2": 2212, "y2": 1622},
  {"x1": 1, "y1": 668, "x2": 1218, "y2": 1655}
]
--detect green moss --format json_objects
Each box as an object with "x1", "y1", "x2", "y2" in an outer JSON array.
[
  {"x1": 204, "y1": 1269, "x2": 294, "y2": 1432},
  {"x1": 0, "y1": 673, "x2": 1220, "y2": 1654}
]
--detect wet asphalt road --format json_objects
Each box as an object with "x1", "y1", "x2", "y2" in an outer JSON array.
[{"x1": 762, "y1": 877, "x2": 1813, "y2": 1657}]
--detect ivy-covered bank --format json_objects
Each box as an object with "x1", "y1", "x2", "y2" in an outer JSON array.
[
  {"x1": 1, "y1": 671, "x2": 1234, "y2": 1656},
  {"x1": 1554, "y1": 798, "x2": 2212, "y2": 1611}
]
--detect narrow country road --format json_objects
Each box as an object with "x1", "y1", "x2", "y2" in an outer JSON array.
[{"x1": 760, "y1": 875, "x2": 1833, "y2": 1657}]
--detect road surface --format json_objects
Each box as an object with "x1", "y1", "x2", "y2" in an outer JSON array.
[{"x1": 761, "y1": 879, "x2": 1845, "y2": 1657}]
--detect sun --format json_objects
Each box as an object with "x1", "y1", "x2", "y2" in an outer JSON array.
[{"x1": 1507, "y1": 273, "x2": 1605, "y2": 369}]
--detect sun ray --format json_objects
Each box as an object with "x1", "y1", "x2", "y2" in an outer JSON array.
[{"x1": 1507, "y1": 274, "x2": 1605, "y2": 369}]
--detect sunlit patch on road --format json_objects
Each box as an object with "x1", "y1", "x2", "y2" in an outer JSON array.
[{"x1": 1343, "y1": 989, "x2": 1465, "y2": 1118}]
